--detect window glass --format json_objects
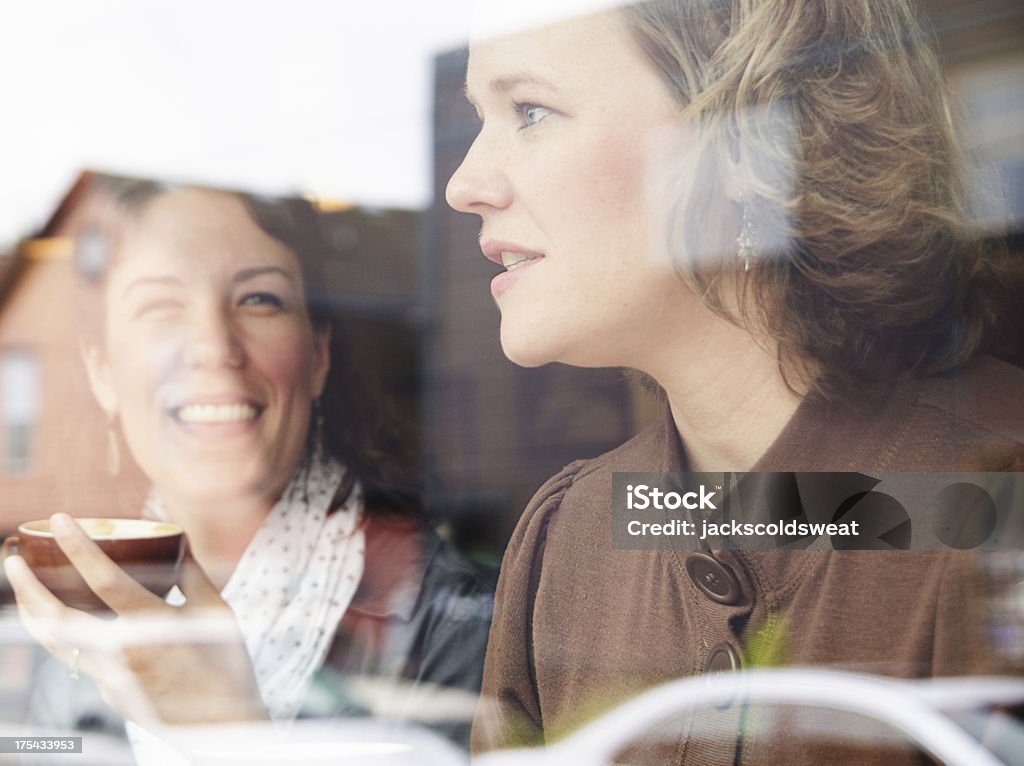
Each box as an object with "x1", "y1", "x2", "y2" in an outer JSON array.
[{"x1": 2, "y1": 350, "x2": 38, "y2": 473}]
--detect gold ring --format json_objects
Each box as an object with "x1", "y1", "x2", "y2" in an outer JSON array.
[{"x1": 69, "y1": 647, "x2": 80, "y2": 680}]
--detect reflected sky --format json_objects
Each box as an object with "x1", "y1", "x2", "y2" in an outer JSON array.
[{"x1": 0, "y1": 0, "x2": 474, "y2": 248}]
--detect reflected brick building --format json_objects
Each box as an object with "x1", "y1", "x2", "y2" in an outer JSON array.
[{"x1": 0, "y1": 228, "x2": 146, "y2": 530}]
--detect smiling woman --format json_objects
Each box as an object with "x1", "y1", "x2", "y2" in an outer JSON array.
[
  {"x1": 4, "y1": 178, "x2": 494, "y2": 757},
  {"x1": 83, "y1": 190, "x2": 329, "y2": 528}
]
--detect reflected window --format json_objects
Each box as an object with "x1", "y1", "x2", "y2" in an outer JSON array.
[{"x1": 2, "y1": 350, "x2": 38, "y2": 473}]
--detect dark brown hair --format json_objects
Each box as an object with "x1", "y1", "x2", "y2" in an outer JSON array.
[{"x1": 623, "y1": 0, "x2": 1014, "y2": 399}]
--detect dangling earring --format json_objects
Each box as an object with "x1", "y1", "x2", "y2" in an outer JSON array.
[
  {"x1": 106, "y1": 415, "x2": 120, "y2": 476},
  {"x1": 736, "y1": 203, "x2": 757, "y2": 272}
]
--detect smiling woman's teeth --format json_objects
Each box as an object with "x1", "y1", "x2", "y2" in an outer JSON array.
[
  {"x1": 501, "y1": 252, "x2": 533, "y2": 270},
  {"x1": 176, "y1": 403, "x2": 259, "y2": 424}
]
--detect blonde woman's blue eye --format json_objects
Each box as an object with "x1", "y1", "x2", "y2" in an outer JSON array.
[{"x1": 517, "y1": 103, "x2": 552, "y2": 128}]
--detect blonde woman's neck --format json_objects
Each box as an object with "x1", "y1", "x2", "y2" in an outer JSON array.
[{"x1": 645, "y1": 315, "x2": 803, "y2": 473}]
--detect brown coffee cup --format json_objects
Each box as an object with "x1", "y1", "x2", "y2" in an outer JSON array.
[{"x1": 2, "y1": 518, "x2": 185, "y2": 612}]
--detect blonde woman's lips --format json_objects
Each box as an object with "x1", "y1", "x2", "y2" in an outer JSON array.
[
  {"x1": 501, "y1": 252, "x2": 535, "y2": 269},
  {"x1": 481, "y1": 240, "x2": 545, "y2": 297}
]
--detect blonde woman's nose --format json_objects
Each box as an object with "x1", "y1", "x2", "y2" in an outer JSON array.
[
  {"x1": 445, "y1": 133, "x2": 513, "y2": 214},
  {"x1": 183, "y1": 305, "x2": 245, "y2": 369}
]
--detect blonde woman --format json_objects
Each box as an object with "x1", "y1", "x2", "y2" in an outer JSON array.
[{"x1": 447, "y1": 0, "x2": 1023, "y2": 762}]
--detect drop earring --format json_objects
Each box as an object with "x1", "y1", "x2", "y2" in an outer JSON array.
[
  {"x1": 736, "y1": 204, "x2": 757, "y2": 272},
  {"x1": 106, "y1": 415, "x2": 120, "y2": 476}
]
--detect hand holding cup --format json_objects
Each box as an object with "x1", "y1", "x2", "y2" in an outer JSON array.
[
  {"x1": 3, "y1": 513, "x2": 266, "y2": 726},
  {"x1": 3, "y1": 516, "x2": 184, "y2": 612}
]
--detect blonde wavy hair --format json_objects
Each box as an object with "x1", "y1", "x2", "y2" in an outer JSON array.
[{"x1": 623, "y1": 0, "x2": 1009, "y2": 400}]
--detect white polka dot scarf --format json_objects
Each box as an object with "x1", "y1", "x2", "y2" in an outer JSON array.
[{"x1": 219, "y1": 454, "x2": 365, "y2": 720}]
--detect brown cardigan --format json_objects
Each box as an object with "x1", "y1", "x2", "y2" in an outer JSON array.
[{"x1": 471, "y1": 357, "x2": 1024, "y2": 764}]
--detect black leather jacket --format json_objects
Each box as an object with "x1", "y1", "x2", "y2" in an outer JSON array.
[{"x1": 303, "y1": 514, "x2": 497, "y2": 746}]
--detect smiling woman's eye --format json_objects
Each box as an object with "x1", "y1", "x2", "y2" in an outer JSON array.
[
  {"x1": 134, "y1": 299, "x2": 182, "y2": 319},
  {"x1": 239, "y1": 292, "x2": 285, "y2": 310},
  {"x1": 516, "y1": 102, "x2": 553, "y2": 129}
]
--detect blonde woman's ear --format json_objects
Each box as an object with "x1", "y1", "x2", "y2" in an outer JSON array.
[
  {"x1": 79, "y1": 339, "x2": 119, "y2": 417},
  {"x1": 721, "y1": 154, "x2": 746, "y2": 204}
]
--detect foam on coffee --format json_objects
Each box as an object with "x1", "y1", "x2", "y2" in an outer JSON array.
[{"x1": 19, "y1": 518, "x2": 182, "y2": 540}]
